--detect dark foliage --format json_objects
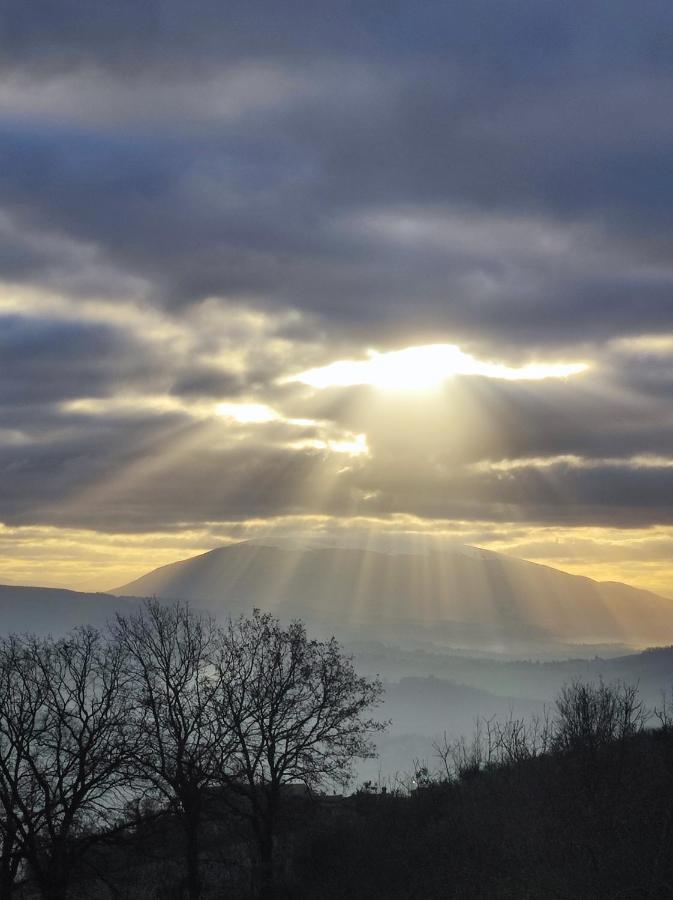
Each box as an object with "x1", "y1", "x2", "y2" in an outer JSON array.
[
  {"x1": 2, "y1": 611, "x2": 673, "y2": 899},
  {"x1": 294, "y1": 695, "x2": 673, "y2": 899},
  {"x1": 0, "y1": 603, "x2": 384, "y2": 900}
]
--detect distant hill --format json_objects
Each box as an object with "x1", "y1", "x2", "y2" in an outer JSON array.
[
  {"x1": 0, "y1": 584, "x2": 140, "y2": 636},
  {"x1": 115, "y1": 541, "x2": 673, "y2": 651},
  {"x1": 354, "y1": 642, "x2": 673, "y2": 705}
]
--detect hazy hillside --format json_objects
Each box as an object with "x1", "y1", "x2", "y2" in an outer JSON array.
[
  {"x1": 116, "y1": 541, "x2": 673, "y2": 650},
  {"x1": 364, "y1": 648, "x2": 673, "y2": 779},
  {"x1": 0, "y1": 578, "x2": 671, "y2": 783},
  {"x1": 353, "y1": 643, "x2": 673, "y2": 705},
  {"x1": 0, "y1": 584, "x2": 140, "y2": 635}
]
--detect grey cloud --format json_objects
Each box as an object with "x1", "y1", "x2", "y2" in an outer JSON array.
[
  {"x1": 3, "y1": 2, "x2": 672, "y2": 80},
  {"x1": 342, "y1": 457, "x2": 673, "y2": 528},
  {"x1": 0, "y1": 3, "x2": 673, "y2": 350},
  {"x1": 1, "y1": 1, "x2": 673, "y2": 535},
  {"x1": 2, "y1": 384, "x2": 673, "y2": 533},
  {"x1": 0, "y1": 315, "x2": 163, "y2": 406},
  {"x1": 0, "y1": 414, "x2": 358, "y2": 531},
  {"x1": 169, "y1": 367, "x2": 244, "y2": 399},
  {"x1": 279, "y1": 371, "x2": 673, "y2": 467}
]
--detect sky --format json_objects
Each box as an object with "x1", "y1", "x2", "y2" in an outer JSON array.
[{"x1": 1, "y1": 1, "x2": 673, "y2": 595}]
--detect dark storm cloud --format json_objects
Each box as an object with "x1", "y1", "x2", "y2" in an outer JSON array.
[
  {"x1": 3, "y1": 1, "x2": 673, "y2": 79},
  {"x1": 1, "y1": 1, "x2": 673, "y2": 346},
  {"x1": 0, "y1": 315, "x2": 161, "y2": 405},
  {"x1": 343, "y1": 456, "x2": 673, "y2": 529},
  {"x1": 0, "y1": 311, "x2": 260, "y2": 423},
  {"x1": 169, "y1": 367, "x2": 244, "y2": 400},
  {"x1": 2, "y1": 1, "x2": 673, "y2": 535}
]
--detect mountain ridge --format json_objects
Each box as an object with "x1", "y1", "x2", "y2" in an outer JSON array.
[{"x1": 114, "y1": 540, "x2": 673, "y2": 650}]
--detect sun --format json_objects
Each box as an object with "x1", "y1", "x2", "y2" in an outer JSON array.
[{"x1": 286, "y1": 343, "x2": 589, "y2": 391}]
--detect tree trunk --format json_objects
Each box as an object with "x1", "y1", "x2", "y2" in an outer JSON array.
[
  {"x1": 182, "y1": 802, "x2": 203, "y2": 900},
  {"x1": 185, "y1": 823, "x2": 202, "y2": 900},
  {"x1": 31, "y1": 851, "x2": 71, "y2": 900},
  {"x1": 0, "y1": 833, "x2": 17, "y2": 900},
  {"x1": 0, "y1": 862, "x2": 14, "y2": 900},
  {"x1": 258, "y1": 829, "x2": 275, "y2": 900},
  {"x1": 37, "y1": 873, "x2": 70, "y2": 900},
  {"x1": 43, "y1": 886, "x2": 69, "y2": 900},
  {"x1": 256, "y1": 798, "x2": 279, "y2": 900}
]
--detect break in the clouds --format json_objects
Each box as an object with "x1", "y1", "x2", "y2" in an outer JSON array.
[{"x1": 0, "y1": 1, "x2": 673, "y2": 591}]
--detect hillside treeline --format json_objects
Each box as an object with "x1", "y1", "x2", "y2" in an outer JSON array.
[
  {"x1": 0, "y1": 601, "x2": 383, "y2": 900},
  {"x1": 311, "y1": 680, "x2": 672, "y2": 899},
  {"x1": 2, "y1": 604, "x2": 673, "y2": 899}
]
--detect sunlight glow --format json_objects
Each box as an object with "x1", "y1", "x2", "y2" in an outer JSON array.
[
  {"x1": 287, "y1": 344, "x2": 589, "y2": 390},
  {"x1": 215, "y1": 402, "x2": 280, "y2": 423},
  {"x1": 289, "y1": 433, "x2": 369, "y2": 456},
  {"x1": 473, "y1": 454, "x2": 673, "y2": 472}
]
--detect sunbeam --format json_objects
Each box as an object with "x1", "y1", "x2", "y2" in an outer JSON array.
[{"x1": 287, "y1": 344, "x2": 589, "y2": 391}]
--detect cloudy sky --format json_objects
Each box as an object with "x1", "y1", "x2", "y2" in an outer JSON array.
[{"x1": 1, "y1": 1, "x2": 673, "y2": 594}]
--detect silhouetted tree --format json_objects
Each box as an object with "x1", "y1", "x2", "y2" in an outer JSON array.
[
  {"x1": 114, "y1": 600, "x2": 236, "y2": 900},
  {"x1": 0, "y1": 636, "x2": 29, "y2": 900},
  {"x1": 0, "y1": 822, "x2": 21, "y2": 900},
  {"x1": 553, "y1": 678, "x2": 645, "y2": 754},
  {"x1": 214, "y1": 610, "x2": 385, "y2": 898},
  {"x1": 0, "y1": 629, "x2": 133, "y2": 900}
]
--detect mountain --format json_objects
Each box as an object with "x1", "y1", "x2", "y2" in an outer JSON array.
[{"x1": 115, "y1": 541, "x2": 673, "y2": 651}]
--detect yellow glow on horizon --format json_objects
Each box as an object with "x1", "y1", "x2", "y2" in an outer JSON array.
[
  {"x1": 0, "y1": 517, "x2": 672, "y2": 600},
  {"x1": 287, "y1": 344, "x2": 589, "y2": 390}
]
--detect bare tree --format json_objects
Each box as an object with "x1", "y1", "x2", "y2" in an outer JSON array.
[
  {"x1": 114, "y1": 600, "x2": 235, "y2": 900},
  {"x1": 214, "y1": 610, "x2": 385, "y2": 899},
  {"x1": 553, "y1": 678, "x2": 646, "y2": 754},
  {"x1": 0, "y1": 629, "x2": 133, "y2": 900},
  {"x1": 432, "y1": 717, "x2": 498, "y2": 783},
  {"x1": 0, "y1": 635, "x2": 37, "y2": 900},
  {"x1": 432, "y1": 684, "x2": 640, "y2": 787}
]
